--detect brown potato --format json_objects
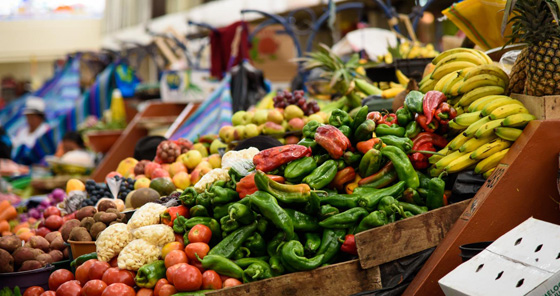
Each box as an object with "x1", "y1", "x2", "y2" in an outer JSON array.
[
  {"x1": 69, "y1": 227, "x2": 92, "y2": 242},
  {"x1": 97, "y1": 200, "x2": 117, "y2": 212},
  {"x1": 12, "y1": 247, "x2": 35, "y2": 266},
  {"x1": 48, "y1": 250, "x2": 63, "y2": 262},
  {"x1": 76, "y1": 206, "x2": 97, "y2": 221},
  {"x1": 98, "y1": 213, "x2": 118, "y2": 225},
  {"x1": 19, "y1": 260, "x2": 42, "y2": 271},
  {"x1": 0, "y1": 235, "x2": 22, "y2": 253},
  {"x1": 50, "y1": 237, "x2": 65, "y2": 251},
  {"x1": 63, "y1": 247, "x2": 69, "y2": 259},
  {"x1": 60, "y1": 219, "x2": 81, "y2": 242},
  {"x1": 0, "y1": 249, "x2": 14, "y2": 273},
  {"x1": 80, "y1": 217, "x2": 96, "y2": 232},
  {"x1": 89, "y1": 222, "x2": 106, "y2": 240},
  {"x1": 36, "y1": 253, "x2": 53, "y2": 266},
  {"x1": 29, "y1": 236, "x2": 50, "y2": 252},
  {"x1": 45, "y1": 231, "x2": 62, "y2": 243}
]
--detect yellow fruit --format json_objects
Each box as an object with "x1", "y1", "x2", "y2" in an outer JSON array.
[{"x1": 66, "y1": 179, "x2": 85, "y2": 193}]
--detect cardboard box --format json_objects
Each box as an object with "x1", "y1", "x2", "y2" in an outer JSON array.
[
  {"x1": 510, "y1": 93, "x2": 560, "y2": 120},
  {"x1": 439, "y1": 218, "x2": 560, "y2": 295}
]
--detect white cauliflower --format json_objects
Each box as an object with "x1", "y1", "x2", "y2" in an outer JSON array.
[
  {"x1": 194, "y1": 168, "x2": 230, "y2": 193},
  {"x1": 221, "y1": 147, "x2": 260, "y2": 169}
]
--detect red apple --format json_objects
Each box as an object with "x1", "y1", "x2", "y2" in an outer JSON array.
[
  {"x1": 44, "y1": 206, "x2": 61, "y2": 218},
  {"x1": 62, "y1": 213, "x2": 76, "y2": 222},
  {"x1": 45, "y1": 215, "x2": 64, "y2": 231},
  {"x1": 105, "y1": 171, "x2": 122, "y2": 180},
  {"x1": 35, "y1": 227, "x2": 51, "y2": 237}
]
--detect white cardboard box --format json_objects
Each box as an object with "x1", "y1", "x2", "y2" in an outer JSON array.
[{"x1": 439, "y1": 218, "x2": 560, "y2": 296}]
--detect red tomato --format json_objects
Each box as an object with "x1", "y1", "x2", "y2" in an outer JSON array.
[
  {"x1": 23, "y1": 286, "x2": 45, "y2": 296},
  {"x1": 201, "y1": 270, "x2": 222, "y2": 290},
  {"x1": 223, "y1": 278, "x2": 242, "y2": 288},
  {"x1": 55, "y1": 281, "x2": 81, "y2": 296},
  {"x1": 35, "y1": 227, "x2": 51, "y2": 237},
  {"x1": 174, "y1": 233, "x2": 184, "y2": 245},
  {"x1": 81, "y1": 279, "x2": 107, "y2": 296},
  {"x1": 44, "y1": 206, "x2": 61, "y2": 218},
  {"x1": 184, "y1": 242, "x2": 209, "y2": 262},
  {"x1": 188, "y1": 224, "x2": 212, "y2": 244},
  {"x1": 108, "y1": 257, "x2": 118, "y2": 267},
  {"x1": 75, "y1": 259, "x2": 95, "y2": 285},
  {"x1": 153, "y1": 278, "x2": 168, "y2": 296},
  {"x1": 190, "y1": 260, "x2": 205, "y2": 274},
  {"x1": 88, "y1": 260, "x2": 110, "y2": 280},
  {"x1": 136, "y1": 288, "x2": 154, "y2": 296},
  {"x1": 166, "y1": 263, "x2": 188, "y2": 284},
  {"x1": 101, "y1": 283, "x2": 135, "y2": 296},
  {"x1": 164, "y1": 250, "x2": 188, "y2": 268},
  {"x1": 173, "y1": 264, "x2": 202, "y2": 292},
  {"x1": 45, "y1": 215, "x2": 64, "y2": 231},
  {"x1": 157, "y1": 285, "x2": 176, "y2": 296},
  {"x1": 49, "y1": 269, "x2": 75, "y2": 291},
  {"x1": 101, "y1": 267, "x2": 135, "y2": 287},
  {"x1": 40, "y1": 292, "x2": 56, "y2": 296}
]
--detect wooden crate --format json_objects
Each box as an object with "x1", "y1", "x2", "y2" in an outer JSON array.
[
  {"x1": 206, "y1": 260, "x2": 382, "y2": 296},
  {"x1": 511, "y1": 93, "x2": 560, "y2": 120},
  {"x1": 356, "y1": 200, "x2": 470, "y2": 269}
]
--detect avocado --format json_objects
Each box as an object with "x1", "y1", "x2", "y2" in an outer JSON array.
[
  {"x1": 130, "y1": 188, "x2": 160, "y2": 209},
  {"x1": 149, "y1": 178, "x2": 176, "y2": 196}
]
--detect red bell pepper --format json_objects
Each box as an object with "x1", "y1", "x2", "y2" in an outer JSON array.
[
  {"x1": 412, "y1": 132, "x2": 448, "y2": 149},
  {"x1": 161, "y1": 205, "x2": 189, "y2": 226},
  {"x1": 356, "y1": 138, "x2": 382, "y2": 154},
  {"x1": 434, "y1": 102, "x2": 457, "y2": 125},
  {"x1": 315, "y1": 125, "x2": 352, "y2": 159},
  {"x1": 236, "y1": 173, "x2": 285, "y2": 198},
  {"x1": 367, "y1": 111, "x2": 383, "y2": 124},
  {"x1": 341, "y1": 234, "x2": 358, "y2": 255},
  {"x1": 423, "y1": 91, "x2": 447, "y2": 124},
  {"x1": 408, "y1": 132, "x2": 448, "y2": 170},
  {"x1": 416, "y1": 115, "x2": 439, "y2": 133},
  {"x1": 379, "y1": 113, "x2": 398, "y2": 126},
  {"x1": 253, "y1": 145, "x2": 312, "y2": 172}
]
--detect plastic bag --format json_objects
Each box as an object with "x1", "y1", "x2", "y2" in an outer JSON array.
[
  {"x1": 132, "y1": 224, "x2": 175, "y2": 247},
  {"x1": 499, "y1": 49, "x2": 522, "y2": 75},
  {"x1": 96, "y1": 223, "x2": 133, "y2": 262},
  {"x1": 117, "y1": 239, "x2": 160, "y2": 271},
  {"x1": 127, "y1": 203, "x2": 167, "y2": 230},
  {"x1": 230, "y1": 61, "x2": 267, "y2": 112}
]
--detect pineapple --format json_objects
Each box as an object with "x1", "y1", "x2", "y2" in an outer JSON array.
[{"x1": 502, "y1": 0, "x2": 560, "y2": 96}]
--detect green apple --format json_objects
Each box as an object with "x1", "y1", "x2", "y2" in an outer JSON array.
[
  {"x1": 245, "y1": 123, "x2": 259, "y2": 138},
  {"x1": 219, "y1": 125, "x2": 234, "y2": 141},
  {"x1": 308, "y1": 114, "x2": 324, "y2": 124},
  {"x1": 192, "y1": 143, "x2": 209, "y2": 157},
  {"x1": 210, "y1": 139, "x2": 227, "y2": 154},
  {"x1": 253, "y1": 110, "x2": 269, "y2": 125},
  {"x1": 267, "y1": 109, "x2": 284, "y2": 124},
  {"x1": 183, "y1": 150, "x2": 203, "y2": 170},
  {"x1": 231, "y1": 111, "x2": 246, "y2": 126},
  {"x1": 208, "y1": 154, "x2": 222, "y2": 168},
  {"x1": 262, "y1": 122, "x2": 286, "y2": 134},
  {"x1": 243, "y1": 111, "x2": 254, "y2": 125},
  {"x1": 234, "y1": 125, "x2": 246, "y2": 140},
  {"x1": 284, "y1": 105, "x2": 304, "y2": 120}
]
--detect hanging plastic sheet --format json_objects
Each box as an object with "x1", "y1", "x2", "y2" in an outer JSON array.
[
  {"x1": 443, "y1": 0, "x2": 511, "y2": 51},
  {"x1": 170, "y1": 74, "x2": 233, "y2": 142},
  {"x1": 230, "y1": 60, "x2": 267, "y2": 112}
]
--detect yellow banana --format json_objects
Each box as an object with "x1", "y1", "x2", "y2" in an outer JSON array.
[
  {"x1": 449, "y1": 79, "x2": 465, "y2": 96},
  {"x1": 458, "y1": 74, "x2": 506, "y2": 94},
  {"x1": 483, "y1": 168, "x2": 496, "y2": 179},
  {"x1": 431, "y1": 61, "x2": 477, "y2": 80},
  {"x1": 419, "y1": 73, "x2": 431, "y2": 86},
  {"x1": 468, "y1": 95, "x2": 511, "y2": 112},
  {"x1": 463, "y1": 64, "x2": 510, "y2": 85},
  {"x1": 455, "y1": 105, "x2": 465, "y2": 116},
  {"x1": 463, "y1": 116, "x2": 491, "y2": 137},
  {"x1": 501, "y1": 113, "x2": 536, "y2": 128},
  {"x1": 474, "y1": 119, "x2": 505, "y2": 139},
  {"x1": 458, "y1": 86, "x2": 505, "y2": 107},
  {"x1": 449, "y1": 120, "x2": 467, "y2": 130},
  {"x1": 395, "y1": 69, "x2": 410, "y2": 86},
  {"x1": 449, "y1": 133, "x2": 471, "y2": 151},
  {"x1": 429, "y1": 147, "x2": 449, "y2": 164},
  {"x1": 469, "y1": 138, "x2": 511, "y2": 160},
  {"x1": 474, "y1": 148, "x2": 509, "y2": 174},
  {"x1": 459, "y1": 135, "x2": 497, "y2": 153},
  {"x1": 489, "y1": 104, "x2": 529, "y2": 120},
  {"x1": 454, "y1": 111, "x2": 483, "y2": 126},
  {"x1": 434, "y1": 51, "x2": 486, "y2": 68},
  {"x1": 474, "y1": 50, "x2": 494, "y2": 65},
  {"x1": 434, "y1": 72, "x2": 459, "y2": 92},
  {"x1": 443, "y1": 76, "x2": 464, "y2": 96},
  {"x1": 431, "y1": 48, "x2": 484, "y2": 65},
  {"x1": 381, "y1": 87, "x2": 405, "y2": 99},
  {"x1": 445, "y1": 153, "x2": 478, "y2": 173},
  {"x1": 481, "y1": 99, "x2": 523, "y2": 116},
  {"x1": 419, "y1": 79, "x2": 437, "y2": 93},
  {"x1": 495, "y1": 127, "x2": 523, "y2": 141},
  {"x1": 435, "y1": 150, "x2": 469, "y2": 169}
]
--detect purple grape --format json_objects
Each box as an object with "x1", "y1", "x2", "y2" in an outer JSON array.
[{"x1": 297, "y1": 98, "x2": 306, "y2": 106}]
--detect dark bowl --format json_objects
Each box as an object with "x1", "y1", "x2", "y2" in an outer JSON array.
[{"x1": 0, "y1": 265, "x2": 55, "y2": 291}]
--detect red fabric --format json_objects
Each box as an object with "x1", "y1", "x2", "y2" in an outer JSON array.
[{"x1": 210, "y1": 21, "x2": 250, "y2": 79}]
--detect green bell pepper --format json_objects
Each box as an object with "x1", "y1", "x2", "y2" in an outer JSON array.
[
  {"x1": 303, "y1": 120, "x2": 321, "y2": 138},
  {"x1": 284, "y1": 157, "x2": 317, "y2": 183},
  {"x1": 197, "y1": 254, "x2": 244, "y2": 279},
  {"x1": 246, "y1": 191, "x2": 294, "y2": 239},
  {"x1": 375, "y1": 123, "x2": 406, "y2": 137},
  {"x1": 267, "y1": 232, "x2": 287, "y2": 257},
  {"x1": 195, "y1": 192, "x2": 212, "y2": 209},
  {"x1": 228, "y1": 203, "x2": 255, "y2": 225},
  {"x1": 329, "y1": 109, "x2": 352, "y2": 127},
  {"x1": 302, "y1": 159, "x2": 337, "y2": 189},
  {"x1": 339, "y1": 125, "x2": 352, "y2": 138},
  {"x1": 355, "y1": 211, "x2": 388, "y2": 233},
  {"x1": 381, "y1": 146, "x2": 420, "y2": 189},
  {"x1": 220, "y1": 215, "x2": 240, "y2": 233},
  {"x1": 313, "y1": 154, "x2": 330, "y2": 166},
  {"x1": 379, "y1": 135, "x2": 413, "y2": 153},
  {"x1": 284, "y1": 208, "x2": 319, "y2": 232},
  {"x1": 319, "y1": 204, "x2": 340, "y2": 220},
  {"x1": 208, "y1": 185, "x2": 239, "y2": 205},
  {"x1": 209, "y1": 221, "x2": 257, "y2": 258},
  {"x1": 298, "y1": 137, "x2": 318, "y2": 150},
  {"x1": 359, "y1": 148, "x2": 383, "y2": 177},
  {"x1": 426, "y1": 172, "x2": 445, "y2": 210},
  {"x1": 354, "y1": 119, "x2": 376, "y2": 142},
  {"x1": 213, "y1": 201, "x2": 236, "y2": 220},
  {"x1": 405, "y1": 121, "x2": 421, "y2": 138},
  {"x1": 396, "y1": 107, "x2": 413, "y2": 126},
  {"x1": 318, "y1": 207, "x2": 369, "y2": 229},
  {"x1": 404, "y1": 90, "x2": 424, "y2": 113},
  {"x1": 280, "y1": 240, "x2": 325, "y2": 271},
  {"x1": 243, "y1": 233, "x2": 267, "y2": 257},
  {"x1": 232, "y1": 247, "x2": 251, "y2": 260},
  {"x1": 135, "y1": 260, "x2": 166, "y2": 288},
  {"x1": 351, "y1": 106, "x2": 369, "y2": 132},
  {"x1": 356, "y1": 181, "x2": 407, "y2": 211},
  {"x1": 304, "y1": 191, "x2": 321, "y2": 216},
  {"x1": 304, "y1": 232, "x2": 322, "y2": 255},
  {"x1": 243, "y1": 260, "x2": 274, "y2": 283},
  {"x1": 377, "y1": 196, "x2": 405, "y2": 216},
  {"x1": 343, "y1": 151, "x2": 362, "y2": 166},
  {"x1": 189, "y1": 205, "x2": 209, "y2": 217},
  {"x1": 179, "y1": 187, "x2": 198, "y2": 207},
  {"x1": 269, "y1": 255, "x2": 285, "y2": 276}
]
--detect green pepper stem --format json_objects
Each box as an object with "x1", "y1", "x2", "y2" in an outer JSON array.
[{"x1": 410, "y1": 150, "x2": 444, "y2": 155}]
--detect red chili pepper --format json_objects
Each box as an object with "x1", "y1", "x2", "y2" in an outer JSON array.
[
  {"x1": 367, "y1": 111, "x2": 383, "y2": 124},
  {"x1": 423, "y1": 91, "x2": 447, "y2": 124},
  {"x1": 253, "y1": 145, "x2": 312, "y2": 172},
  {"x1": 314, "y1": 125, "x2": 352, "y2": 159},
  {"x1": 435, "y1": 102, "x2": 457, "y2": 125},
  {"x1": 379, "y1": 113, "x2": 398, "y2": 126},
  {"x1": 356, "y1": 138, "x2": 382, "y2": 154},
  {"x1": 416, "y1": 115, "x2": 439, "y2": 133},
  {"x1": 412, "y1": 132, "x2": 448, "y2": 150},
  {"x1": 330, "y1": 167, "x2": 356, "y2": 191},
  {"x1": 409, "y1": 142, "x2": 436, "y2": 169},
  {"x1": 341, "y1": 234, "x2": 358, "y2": 255},
  {"x1": 161, "y1": 205, "x2": 189, "y2": 226},
  {"x1": 236, "y1": 173, "x2": 285, "y2": 198}
]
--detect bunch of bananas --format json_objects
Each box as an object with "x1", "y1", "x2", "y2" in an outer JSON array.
[
  {"x1": 377, "y1": 41, "x2": 439, "y2": 64},
  {"x1": 424, "y1": 48, "x2": 537, "y2": 178}
]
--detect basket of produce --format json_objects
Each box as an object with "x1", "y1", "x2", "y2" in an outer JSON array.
[
  {"x1": 0, "y1": 265, "x2": 54, "y2": 290},
  {"x1": 67, "y1": 240, "x2": 96, "y2": 259}
]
